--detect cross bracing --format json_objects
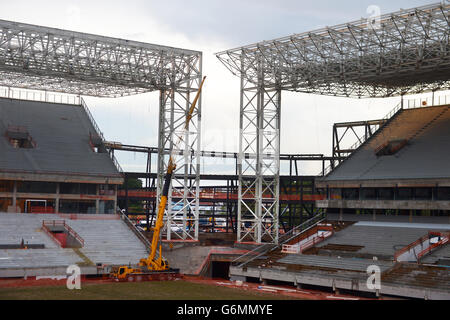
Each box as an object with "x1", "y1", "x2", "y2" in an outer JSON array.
[
  {"x1": 217, "y1": 2, "x2": 450, "y2": 98},
  {"x1": 0, "y1": 19, "x2": 202, "y2": 97}
]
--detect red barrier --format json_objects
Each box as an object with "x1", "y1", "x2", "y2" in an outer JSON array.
[
  {"x1": 394, "y1": 231, "x2": 450, "y2": 261},
  {"x1": 53, "y1": 233, "x2": 68, "y2": 248},
  {"x1": 117, "y1": 189, "x2": 326, "y2": 201},
  {"x1": 41, "y1": 220, "x2": 85, "y2": 247},
  {"x1": 30, "y1": 206, "x2": 54, "y2": 214}
]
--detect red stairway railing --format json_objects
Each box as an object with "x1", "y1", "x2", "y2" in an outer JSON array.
[
  {"x1": 394, "y1": 231, "x2": 449, "y2": 262},
  {"x1": 41, "y1": 220, "x2": 85, "y2": 247}
]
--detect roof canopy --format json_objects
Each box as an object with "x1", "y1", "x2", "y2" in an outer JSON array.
[
  {"x1": 0, "y1": 20, "x2": 202, "y2": 97},
  {"x1": 217, "y1": 2, "x2": 450, "y2": 98}
]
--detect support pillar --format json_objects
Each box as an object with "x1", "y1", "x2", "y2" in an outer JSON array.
[
  {"x1": 124, "y1": 175, "x2": 129, "y2": 216},
  {"x1": 156, "y1": 55, "x2": 202, "y2": 241},
  {"x1": 55, "y1": 183, "x2": 60, "y2": 214},
  {"x1": 12, "y1": 181, "x2": 17, "y2": 209},
  {"x1": 113, "y1": 185, "x2": 117, "y2": 214},
  {"x1": 95, "y1": 184, "x2": 100, "y2": 214},
  {"x1": 237, "y1": 55, "x2": 280, "y2": 244}
]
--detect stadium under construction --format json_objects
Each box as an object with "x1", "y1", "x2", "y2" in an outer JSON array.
[{"x1": 0, "y1": 2, "x2": 449, "y2": 300}]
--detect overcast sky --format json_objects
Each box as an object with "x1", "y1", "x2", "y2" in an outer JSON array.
[{"x1": 0, "y1": 0, "x2": 444, "y2": 175}]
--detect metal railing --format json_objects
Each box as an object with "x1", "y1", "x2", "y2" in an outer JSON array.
[
  {"x1": 81, "y1": 97, "x2": 105, "y2": 141},
  {"x1": 321, "y1": 94, "x2": 450, "y2": 176},
  {"x1": 41, "y1": 220, "x2": 85, "y2": 247},
  {"x1": 232, "y1": 211, "x2": 326, "y2": 268},
  {"x1": 0, "y1": 86, "x2": 81, "y2": 105},
  {"x1": 417, "y1": 233, "x2": 449, "y2": 260},
  {"x1": 81, "y1": 97, "x2": 123, "y2": 173},
  {"x1": 119, "y1": 212, "x2": 163, "y2": 261},
  {"x1": 394, "y1": 230, "x2": 450, "y2": 262}
]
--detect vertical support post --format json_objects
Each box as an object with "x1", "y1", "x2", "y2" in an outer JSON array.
[
  {"x1": 237, "y1": 52, "x2": 280, "y2": 244},
  {"x1": 95, "y1": 183, "x2": 100, "y2": 214},
  {"x1": 124, "y1": 174, "x2": 129, "y2": 216},
  {"x1": 55, "y1": 183, "x2": 60, "y2": 214},
  {"x1": 113, "y1": 185, "x2": 118, "y2": 215},
  {"x1": 12, "y1": 180, "x2": 17, "y2": 211},
  {"x1": 156, "y1": 53, "x2": 202, "y2": 241}
]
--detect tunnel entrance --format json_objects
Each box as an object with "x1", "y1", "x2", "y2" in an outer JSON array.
[{"x1": 210, "y1": 261, "x2": 230, "y2": 280}]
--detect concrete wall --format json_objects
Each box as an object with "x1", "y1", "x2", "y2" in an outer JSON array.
[
  {"x1": 229, "y1": 266, "x2": 450, "y2": 300},
  {"x1": 0, "y1": 265, "x2": 98, "y2": 278}
]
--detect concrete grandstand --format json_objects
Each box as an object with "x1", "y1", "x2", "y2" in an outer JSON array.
[
  {"x1": 316, "y1": 102, "x2": 450, "y2": 216},
  {"x1": 0, "y1": 213, "x2": 149, "y2": 278},
  {"x1": 0, "y1": 97, "x2": 147, "y2": 278},
  {"x1": 0, "y1": 97, "x2": 123, "y2": 214}
]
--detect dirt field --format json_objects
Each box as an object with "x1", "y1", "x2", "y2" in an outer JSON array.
[
  {"x1": 0, "y1": 276, "x2": 373, "y2": 300},
  {"x1": 0, "y1": 278, "x2": 297, "y2": 300}
]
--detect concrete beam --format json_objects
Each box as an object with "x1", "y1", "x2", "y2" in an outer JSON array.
[
  {"x1": 0, "y1": 265, "x2": 99, "y2": 278},
  {"x1": 0, "y1": 172, "x2": 123, "y2": 185},
  {"x1": 0, "y1": 192, "x2": 116, "y2": 201},
  {"x1": 315, "y1": 178, "x2": 450, "y2": 189},
  {"x1": 316, "y1": 200, "x2": 450, "y2": 210}
]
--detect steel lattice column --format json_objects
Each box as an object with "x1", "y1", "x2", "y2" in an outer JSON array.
[
  {"x1": 238, "y1": 58, "x2": 280, "y2": 244},
  {"x1": 157, "y1": 66, "x2": 202, "y2": 241}
]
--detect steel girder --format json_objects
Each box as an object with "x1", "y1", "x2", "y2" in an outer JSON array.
[
  {"x1": 217, "y1": 2, "x2": 450, "y2": 98},
  {"x1": 0, "y1": 19, "x2": 201, "y2": 97},
  {"x1": 332, "y1": 119, "x2": 386, "y2": 167}
]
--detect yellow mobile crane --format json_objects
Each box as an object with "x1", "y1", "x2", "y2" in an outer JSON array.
[{"x1": 112, "y1": 76, "x2": 206, "y2": 280}]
